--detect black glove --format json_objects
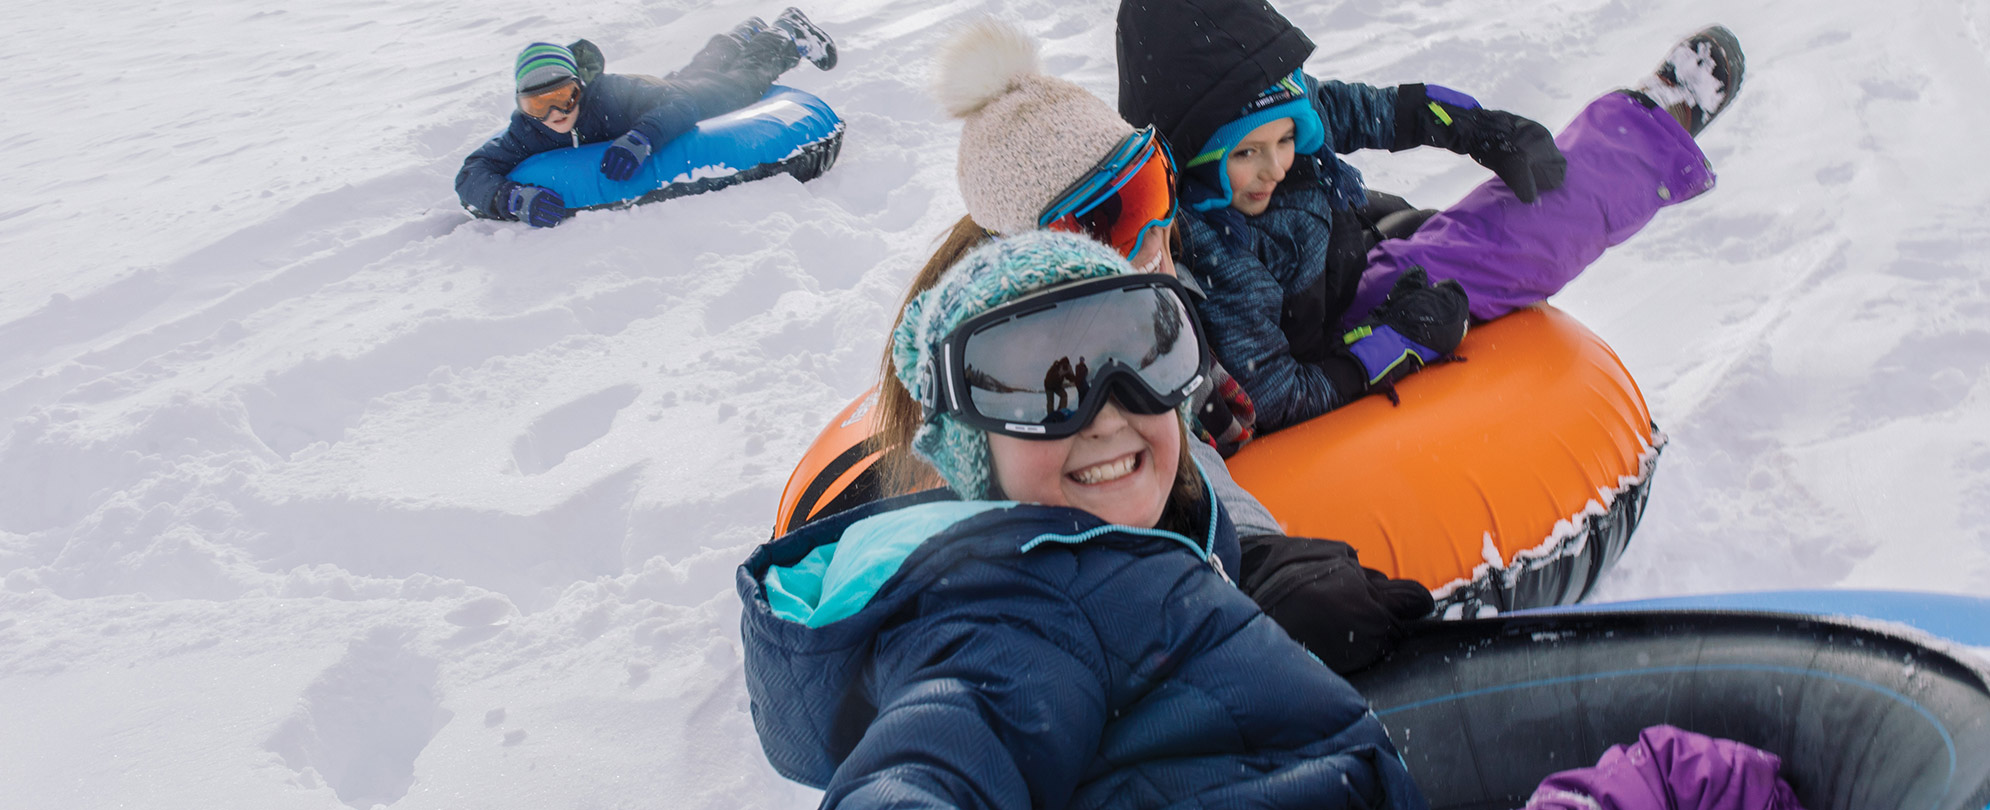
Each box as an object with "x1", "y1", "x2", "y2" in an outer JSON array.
[
  {"x1": 1238, "y1": 533, "x2": 1435, "y2": 673},
  {"x1": 1340, "y1": 267, "x2": 1469, "y2": 402},
  {"x1": 1395, "y1": 83, "x2": 1567, "y2": 203},
  {"x1": 503, "y1": 183, "x2": 569, "y2": 228}
]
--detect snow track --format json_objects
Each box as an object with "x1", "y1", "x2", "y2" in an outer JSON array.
[{"x1": 2, "y1": 0, "x2": 1986, "y2": 806}]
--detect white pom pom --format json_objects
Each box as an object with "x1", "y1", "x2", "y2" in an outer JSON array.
[{"x1": 932, "y1": 18, "x2": 1041, "y2": 118}]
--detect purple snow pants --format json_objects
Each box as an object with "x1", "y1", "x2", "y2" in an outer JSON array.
[
  {"x1": 1524, "y1": 725, "x2": 1807, "y2": 810},
  {"x1": 1347, "y1": 92, "x2": 1716, "y2": 325}
]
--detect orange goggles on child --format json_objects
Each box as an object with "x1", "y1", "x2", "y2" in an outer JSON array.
[
  {"x1": 1039, "y1": 127, "x2": 1178, "y2": 260},
  {"x1": 517, "y1": 78, "x2": 583, "y2": 121}
]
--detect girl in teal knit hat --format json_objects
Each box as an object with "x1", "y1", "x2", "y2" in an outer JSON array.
[
  {"x1": 884, "y1": 231, "x2": 1188, "y2": 510},
  {"x1": 737, "y1": 229, "x2": 1430, "y2": 809}
]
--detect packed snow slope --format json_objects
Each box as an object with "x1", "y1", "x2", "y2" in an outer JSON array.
[{"x1": 3, "y1": 0, "x2": 1987, "y2": 806}]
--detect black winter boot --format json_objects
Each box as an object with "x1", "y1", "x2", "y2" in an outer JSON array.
[
  {"x1": 1632, "y1": 25, "x2": 1746, "y2": 137},
  {"x1": 774, "y1": 7, "x2": 837, "y2": 70}
]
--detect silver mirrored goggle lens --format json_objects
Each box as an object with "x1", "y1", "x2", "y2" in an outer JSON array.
[{"x1": 959, "y1": 283, "x2": 1200, "y2": 429}]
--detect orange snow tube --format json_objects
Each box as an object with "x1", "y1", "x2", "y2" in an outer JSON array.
[
  {"x1": 774, "y1": 388, "x2": 892, "y2": 536},
  {"x1": 1224, "y1": 304, "x2": 1661, "y2": 615},
  {"x1": 774, "y1": 304, "x2": 1661, "y2": 614}
]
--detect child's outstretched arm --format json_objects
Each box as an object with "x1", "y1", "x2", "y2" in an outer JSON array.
[
  {"x1": 601, "y1": 78, "x2": 704, "y2": 159},
  {"x1": 1308, "y1": 77, "x2": 1400, "y2": 154},
  {"x1": 820, "y1": 579, "x2": 1108, "y2": 809},
  {"x1": 1390, "y1": 83, "x2": 1567, "y2": 202},
  {"x1": 455, "y1": 119, "x2": 570, "y2": 219}
]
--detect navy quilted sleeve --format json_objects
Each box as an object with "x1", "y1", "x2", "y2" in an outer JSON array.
[
  {"x1": 821, "y1": 577, "x2": 1107, "y2": 810},
  {"x1": 454, "y1": 114, "x2": 567, "y2": 219}
]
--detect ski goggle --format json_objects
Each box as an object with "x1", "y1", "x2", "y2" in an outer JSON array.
[
  {"x1": 517, "y1": 78, "x2": 583, "y2": 120},
  {"x1": 927, "y1": 274, "x2": 1209, "y2": 439},
  {"x1": 1039, "y1": 126, "x2": 1178, "y2": 261}
]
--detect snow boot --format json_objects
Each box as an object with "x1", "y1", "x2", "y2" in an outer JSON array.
[
  {"x1": 1631, "y1": 25, "x2": 1745, "y2": 137},
  {"x1": 775, "y1": 7, "x2": 837, "y2": 71}
]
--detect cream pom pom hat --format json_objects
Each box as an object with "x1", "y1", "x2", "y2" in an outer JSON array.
[{"x1": 932, "y1": 19, "x2": 1137, "y2": 236}]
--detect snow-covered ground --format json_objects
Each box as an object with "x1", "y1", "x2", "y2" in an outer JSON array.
[{"x1": 3, "y1": 0, "x2": 1986, "y2": 806}]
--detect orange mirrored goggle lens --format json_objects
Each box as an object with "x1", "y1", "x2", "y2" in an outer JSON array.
[
  {"x1": 517, "y1": 79, "x2": 582, "y2": 120},
  {"x1": 1047, "y1": 141, "x2": 1177, "y2": 258}
]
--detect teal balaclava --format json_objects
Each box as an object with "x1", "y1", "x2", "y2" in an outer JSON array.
[
  {"x1": 1182, "y1": 69, "x2": 1327, "y2": 212},
  {"x1": 891, "y1": 231, "x2": 1134, "y2": 499}
]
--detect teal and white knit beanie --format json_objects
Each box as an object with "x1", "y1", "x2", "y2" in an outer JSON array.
[
  {"x1": 515, "y1": 42, "x2": 579, "y2": 92},
  {"x1": 891, "y1": 231, "x2": 1133, "y2": 498}
]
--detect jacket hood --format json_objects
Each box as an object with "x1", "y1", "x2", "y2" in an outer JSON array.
[
  {"x1": 737, "y1": 484, "x2": 1237, "y2": 786},
  {"x1": 1116, "y1": 0, "x2": 1314, "y2": 162}
]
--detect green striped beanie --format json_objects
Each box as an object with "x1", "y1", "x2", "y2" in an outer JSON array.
[{"x1": 515, "y1": 43, "x2": 579, "y2": 92}]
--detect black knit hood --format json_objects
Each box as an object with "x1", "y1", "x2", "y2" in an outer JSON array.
[{"x1": 1115, "y1": 0, "x2": 1314, "y2": 158}]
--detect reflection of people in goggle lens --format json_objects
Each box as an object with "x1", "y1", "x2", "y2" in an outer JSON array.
[{"x1": 1041, "y1": 357, "x2": 1075, "y2": 417}]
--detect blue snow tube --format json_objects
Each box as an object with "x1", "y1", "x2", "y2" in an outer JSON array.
[
  {"x1": 507, "y1": 85, "x2": 843, "y2": 210},
  {"x1": 1514, "y1": 588, "x2": 1990, "y2": 646}
]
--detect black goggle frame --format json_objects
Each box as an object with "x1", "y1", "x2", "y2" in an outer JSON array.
[{"x1": 925, "y1": 274, "x2": 1210, "y2": 440}]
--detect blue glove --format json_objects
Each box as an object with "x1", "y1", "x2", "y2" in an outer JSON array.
[
  {"x1": 505, "y1": 184, "x2": 569, "y2": 228},
  {"x1": 1344, "y1": 325, "x2": 1443, "y2": 386},
  {"x1": 599, "y1": 130, "x2": 653, "y2": 182},
  {"x1": 1341, "y1": 267, "x2": 1469, "y2": 402}
]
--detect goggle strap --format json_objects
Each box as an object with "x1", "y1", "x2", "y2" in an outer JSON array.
[
  {"x1": 1039, "y1": 128, "x2": 1156, "y2": 227},
  {"x1": 940, "y1": 343, "x2": 961, "y2": 414},
  {"x1": 1075, "y1": 144, "x2": 1151, "y2": 219}
]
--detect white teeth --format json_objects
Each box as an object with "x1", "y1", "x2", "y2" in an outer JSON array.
[{"x1": 1072, "y1": 455, "x2": 1138, "y2": 485}]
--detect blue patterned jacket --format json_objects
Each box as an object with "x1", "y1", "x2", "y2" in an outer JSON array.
[{"x1": 1177, "y1": 77, "x2": 1401, "y2": 433}]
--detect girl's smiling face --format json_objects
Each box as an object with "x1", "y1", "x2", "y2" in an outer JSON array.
[
  {"x1": 1128, "y1": 223, "x2": 1176, "y2": 276},
  {"x1": 1225, "y1": 117, "x2": 1297, "y2": 216},
  {"x1": 987, "y1": 398, "x2": 1180, "y2": 528}
]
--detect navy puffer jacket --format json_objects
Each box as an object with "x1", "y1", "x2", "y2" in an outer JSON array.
[
  {"x1": 737, "y1": 486, "x2": 1428, "y2": 810},
  {"x1": 1175, "y1": 77, "x2": 1401, "y2": 433},
  {"x1": 453, "y1": 73, "x2": 720, "y2": 219}
]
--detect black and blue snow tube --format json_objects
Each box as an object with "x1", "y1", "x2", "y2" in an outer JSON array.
[
  {"x1": 507, "y1": 85, "x2": 843, "y2": 210},
  {"x1": 1352, "y1": 591, "x2": 1990, "y2": 809}
]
